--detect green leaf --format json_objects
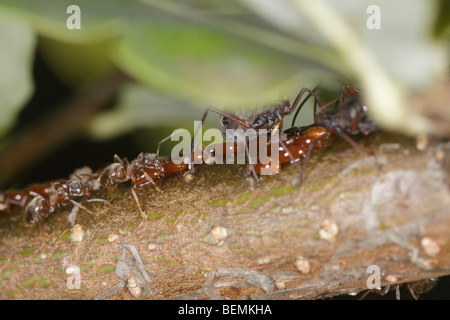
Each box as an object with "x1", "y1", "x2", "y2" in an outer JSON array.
[
  {"x1": 111, "y1": 19, "x2": 329, "y2": 109},
  {"x1": 289, "y1": 0, "x2": 446, "y2": 134},
  {"x1": 0, "y1": 0, "x2": 129, "y2": 43},
  {"x1": 434, "y1": 0, "x2": 450, "y2": 37},
  {"x1": 0, "y1": 13, "x2": 35, "y2": 138},
  {"x1": 89, "y1": 83, "x2": 201, "y2": 140}
]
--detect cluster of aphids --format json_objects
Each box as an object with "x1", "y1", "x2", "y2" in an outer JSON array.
[
  {"x1": 359, "y1": 277, "x2": 438, "y2": 300},
  {"x1": 0, "y1": 82, "x2": 377, "y2": 226}
]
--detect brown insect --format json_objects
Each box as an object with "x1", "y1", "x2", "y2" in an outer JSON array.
[
  {"x1": 287, "y1": 83, "x2": 377, "y2": 159},
  {"x1": 0, "y1": 183, "x2": 52, "y2": 215},
  {"x1": 359, "y1": 278, "x2": 438, "y2": 300},
  {"x1": 24, "y1": 179, "x2": 109, "y2": 225},
  {"x1": 189, "y1": 84, "x2": 324, "y2": 181},
  {"x1": 253, "y1": 83, "x2": 378, "y2": 183},
  {"x1": 99, "y1": 153, "x2": 165, "y2": 217}
]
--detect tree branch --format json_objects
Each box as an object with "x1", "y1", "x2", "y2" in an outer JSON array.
[{"x1": 0, "y1": 131, "x2": 449, "y2": 299}]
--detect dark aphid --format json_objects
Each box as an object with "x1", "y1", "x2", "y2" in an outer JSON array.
[
  {"x1": 99, "y1": 153, "x2": 166, "y2": 217},
  {"x1": 24, "y1": 192, "x2": 52, "y2": 225},
  {"x1": 0, "y1": 184, "x2": 51, "y2": 215},
  {"x1": 251, "y1": 126, "x2": 331, "y2": 179},
  {"x1": 288, "y1": 84, "x2": 378, "y2": 159},
  {"x1": 99, "y1": 155, "x2": 130, "y2": 187},
  {"x1": 314, "y1": 85, "x2": 377, "y2": 136},
  {"x1": 190, "y1": 84, "x2": 324, "y2": 181},
  {"x1": 0, "y1": 192, "x2": 12, "y2": 214},
  {"x1": 24, "y1": 178, "x2": 108, "y2": 226},
  {"x1": 360, "y1": 277, "x2": 438, "y2": 300}
]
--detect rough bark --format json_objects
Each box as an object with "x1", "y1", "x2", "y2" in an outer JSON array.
[{"x1": 0, "y1": 131, "x2": 449, "y2": 299}]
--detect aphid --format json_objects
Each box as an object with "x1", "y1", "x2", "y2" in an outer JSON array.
[
  {"x1": 216, "y1": 83, "x2": 324, "y2": 135},
  {"x1": 251, "y1": 126, "x2": 331, "y2": 178},
  {"x1": 157, "y1": 134, "x2": 237, "y2": 176},
  {"x1": 360, "y1": 278, "x2": 438, "y2": 300},
  {"x1": 25, "y1": 183, "x2": 53, "y2": 198},
  {"x1": 128, "y1": 153, "x2": 165, "y2": 191},
  {"x1": 317, "y1": 85, "x2": 377, "y2": 136},
  {"x1": 99, "y1": 155, "x2": 131, "y2": 187},
  {"x1": 0, "y1": 192, "x2": 12, "y2": 214},
  {"x1": 24, "y1": 192, "x2": 51, "y2": 225},
  {"x1": 291, "y1": 84, "x2": 377, "y2": 151},
  {"x1": 99, "y1": 153, "x2": 165, "y2": 217},
  {"x1": 190, "y1": 84, "x2": 324, "y2": 180},
  {"x1": 0, "y1": 183, "x2": 54, "y2": 215},
  {"x1": 24, "y1": 179, "x2": 108, "y2": 225},
  {"x1": 1, "y1": 190, "x2": 28, "y2": 212},
  {"x1": 287, "y1": 84, "x2": 378, "y2": 162},
  {"x1": 251, "y1": 84, "x2": 377, "y2": 182},
  {"x1": 190, "y1": 84, "x2": 322, "y2": 172},
  {"x1": 70, "y1": 166, "x2": 102, "y2": 192}
]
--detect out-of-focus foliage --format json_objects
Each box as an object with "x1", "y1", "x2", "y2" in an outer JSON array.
[
  {"x1": 0, "y1": 0, "x2": 448, "y2": 142},
  {"x1": 89, "y1": 83, "x2": 201, "y2": 140},
  {"x1": 434, "y1": 0, "x2": 450, "y2": 37},
  {"x1": 0, "y1": 13, "x2": 35, "y2": 139},
  {"x1": 38, "y1": 37, "x2": 115, "y2": 88},
  {"x1": 111, "y1": 19, "x2": 325, "y2": 107}
]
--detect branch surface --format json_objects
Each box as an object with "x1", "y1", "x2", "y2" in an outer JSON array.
[{"x1": 0, "y1": 132, "x2": 449, "y2": 299}]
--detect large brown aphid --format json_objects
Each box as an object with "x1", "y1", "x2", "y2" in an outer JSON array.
[
  {"x1": 359, "y1": 278, "x2": 438, "y2": 300},
  {"x1": 99, "y1": 153, "x2": 165, "y2": 217},
  {"x1": 24, "y1": 179, "x2": 108, "y2": 225},
  {"x1": 190, "y1": 84, "x2": 324, "y2": 181}
]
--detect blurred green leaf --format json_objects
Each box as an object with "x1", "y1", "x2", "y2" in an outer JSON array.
[
  {"x1": 38, "y1": 37, "x2": 115, "y2": 88},
  {"x1": 237, "y1": 0, "x2": 331, "y2": 46},
  {"x1": 89, "y1": 83, "x2": 201, "y2": 140},
  {"x1": 275, "y1": 0, "x2": 446, "y2": 135},
  {"x1": 354, "y1": 0, "x2": 445, "y2": 89},
  {"x1": 242, "y1": 0, "x2": 446, "y2": 89},
  {"x1": 1, "y1": 0, "x2": 447, "y2": 140},
  {"x1": 0, "y1": 0, "x2": 128, "y2": 43},
  {"x1": 0, "y1": 13, "x2": 35, "y2": 138},
  {"x1": 434, "y1": 0, "x2": 450, "y2": 37},
  {"x1": 111, "y1": 18, "x2": 329, "y2": 110}
]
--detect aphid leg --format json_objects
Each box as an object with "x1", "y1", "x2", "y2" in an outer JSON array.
[
  {"x1": 395, "y1": 285, "x2": 401, "y2": 300},
  {"x1": 383, "y1": 285, "x2": 390, "y2": 294},
  {"x1": 299, "y1": 141, "x2": 319, "y2": 185},
  {"x1": 87, "y1": 198, "x2": 111, "y2": 206},
  {"x1": 406, "y1": 284, "x2": 419, "y2": 300},
  {"x1": 131, "y1": 188, "x2": 146, "y2": 219},
  {"x1": 291, "y1": 83, "x2": 326, "y2": 127},
  {"x1": 157, "y1": 129, "x2": 187, "y2": 157},
  {"x1": 190, "y1": 107, "x2": 255, "y2": 172},
  {"x1": 358, "y1": 290, "x2": 371, "y2": 300},
  {"x1": 113, "y1": 154, "x2": 125, "y2": 165},
  {"x1": 244, "y1": 137, "x2": 259, "y2": 184},
  {"x1": 142, "y1": 171, "x2": 163, "y2": 193},
  {"x1": 335, "y1": 129, "x2": 372, "y2": 159},
  {"x1": 314, "y1": 98, "x2": 339, "y2": 117},
  {"x1": 69, "y1": 199, "x2": 95, "y2": 215},
  {"x1": 157, "y1": 134, "x2": 172, "y2": 157},
  {"x1": 38, "y1": 220, "x2": 44, "y2": 235}
]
